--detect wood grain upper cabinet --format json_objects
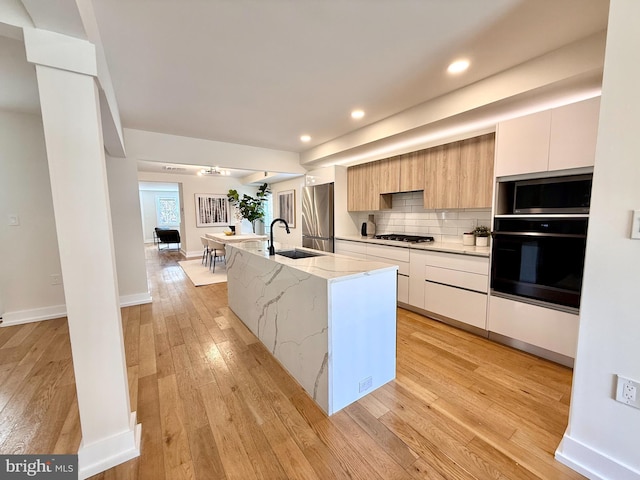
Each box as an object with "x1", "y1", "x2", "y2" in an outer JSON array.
[
  {"x1": 399, "y1": 150, "x2": 425, "y2": 192},
  {"x1": 423, "y1": 142, "x2": 461, "y2": 209},
  {"x1": 347, "y1": 163, "x2": 374, "y2": 211},
  {"x1": 347, "y1": 162, "x2": 391, "y2": 211},
  {"x1": 378, "y1": 156, "x2": 401, "y2": 194},
  {"x1": 459, "y1": 133, "x2": 495, "y2": 209},
  {"x1": 494, "y1": 110, "x2": 551, "y2": 177},
  {"x1": 548, "y1": 96, "x2": 600, "y2": 171}
]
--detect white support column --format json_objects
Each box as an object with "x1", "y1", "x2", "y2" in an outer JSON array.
[{"x1": 25, "y1": 30, "x2": 140, "y2": 479}]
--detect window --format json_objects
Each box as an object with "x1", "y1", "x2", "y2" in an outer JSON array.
[{"x1": 156, "y1": 195, "x2": 180, "y2": 227}]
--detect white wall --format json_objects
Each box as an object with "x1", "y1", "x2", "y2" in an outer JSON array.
[
  {"x1": 556, "y1": 2, "x2": 640, "y2": 479},
  {"x1": 138, "y1": 171, "x2": 260, "y2": 257},
  {"x1": 0, "y1": 110, "x2": 65, "y2": 320},
  {"x1": 105, "y1": 155, "x2": 150, "y2": 305},
  {"x1": 0, "y1": 111, "x2": 151, "y2": 324}
]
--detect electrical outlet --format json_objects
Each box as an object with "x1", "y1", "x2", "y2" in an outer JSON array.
[
  {"x1": 359, "y1": 376, "x2": 372, "y2": 393},
  {"x1": 615, "y1": 375, "x2": 640, "y2": 409},
  {"x1": 50, "y1": 274, "x2": 63, "y2": 286},
  {"x1": 623, "y1": 383, "x2": 637, "y2": 401}
]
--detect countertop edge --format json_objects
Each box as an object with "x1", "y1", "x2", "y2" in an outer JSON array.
[
  {"x1": 335, "y1": 235, "x2": 491, "y2": 257},
  {"x1": 226, "y1": 242, "x2": 399, "y2": 281}
]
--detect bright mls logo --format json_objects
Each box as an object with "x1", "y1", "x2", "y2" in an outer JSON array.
[{"x1": 1, "y1": 455, "x2": 77, "y2": 479}]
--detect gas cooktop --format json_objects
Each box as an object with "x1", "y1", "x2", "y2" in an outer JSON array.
[{"x1": 373, "y1": 234, "x2": 435, "y2": 243}]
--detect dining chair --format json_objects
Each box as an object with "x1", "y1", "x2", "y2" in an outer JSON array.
[
  {"x1": 206, "y1": 238, "x2": 226, "y2": 273},
  {"x1": 200, "y1": 236, "x2": 210, "y2": 265}
]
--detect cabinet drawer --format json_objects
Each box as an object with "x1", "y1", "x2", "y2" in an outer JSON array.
[
  {"x1": 425, "y1": 266, "x2": 488, "y2": 293},
  {"x1": 368, "y1": 256, "x2": 408, "y2": 275},
  {"x1": 366, "y1": 244, "x2": 410, "y2": 275},
  {"x1": 366, "y1": 244, "x2": 410, "y2": 263},
  {"x1": 335, "y1": 240, "x2": 367, "y2": 256},
  {"x1": 488, "y1": 295, "x2": 578, "y2": 358},
  {"x1": 425, "y1": 282, "x2": 487, "y2": 329},
  {"x1": 423, "y1": 251, "x2": 489, "y2": 275}
]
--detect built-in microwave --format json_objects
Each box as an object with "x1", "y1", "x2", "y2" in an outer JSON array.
[{"x1": 513, "y1": 174, "x2": 592, "y2": 214}]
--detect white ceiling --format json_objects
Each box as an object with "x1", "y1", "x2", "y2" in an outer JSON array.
[
  {"x1": 89, "y1": 0, "x2": 609, "y2": 153},
  {"x1": 0, "y1": 0, "x2": 610, "y2": 170}
]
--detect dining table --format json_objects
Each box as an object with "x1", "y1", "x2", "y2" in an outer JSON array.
[{"x1": 205, "y1": 232, "x2": 268, "y2": 244}]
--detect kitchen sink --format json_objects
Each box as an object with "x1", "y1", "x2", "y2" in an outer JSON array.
[{"x1": 277, "y1": 249, "x2": 324, "y2": 259}]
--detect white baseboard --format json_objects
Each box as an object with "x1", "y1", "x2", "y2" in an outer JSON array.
[
  {"x1": 1, "y1": 291, "x2": 153, "y2": 327},
  {"x1": 556, "y1": 434, "x2": 640, "y2": 480},
  {"x1": 119, "y1": 292, "x2": 153, "y2": 307},
  {"x1": 0, "y1": 304, "x2": 68, "y2": 326},
  {"x1": 78, "y1": 412, "x2": 141, "y2": 479}
]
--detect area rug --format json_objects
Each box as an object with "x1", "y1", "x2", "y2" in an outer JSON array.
[{"x1": 178, "y1": 259, "x2": 227, "y2": 286}]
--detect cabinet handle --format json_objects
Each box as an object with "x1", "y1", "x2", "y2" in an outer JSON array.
[
  {"x1": 425, "y1": 279, "x2": 485, "y2": 295},
  {"x1": 493, "y1": 231, "x2": 586, "y2": 239}
]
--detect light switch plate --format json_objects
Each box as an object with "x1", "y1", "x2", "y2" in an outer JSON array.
[
  {"x1": 631, "y1": 210, "x2": 640, "y2": 239},
  {"x1": 8, "y1": 214, "x2": 19, "y2": 226}
]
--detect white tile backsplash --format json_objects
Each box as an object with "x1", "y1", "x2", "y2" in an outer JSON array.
[{"x1": 354, "y1": 192, "x2": 491, "y2": 243}]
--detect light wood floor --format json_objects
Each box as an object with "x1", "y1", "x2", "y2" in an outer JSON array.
[{"x1": 0, "y1": 245, "x2": 584, "y2": 479}]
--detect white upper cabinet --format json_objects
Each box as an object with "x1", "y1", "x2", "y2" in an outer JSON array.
[
  {"x1": 548, "y1": 96, "x2": 601, "y2": 171},
  {"x1": 495, "y1": 109, "x2": 551, "y2": 177},
  {"x1": 495, "y1": 97, "x2": 600, "y2": 177}
]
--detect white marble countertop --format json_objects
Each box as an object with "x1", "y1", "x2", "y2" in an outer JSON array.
[
  {"x1": 336, "y1": 235, "x2": 490, "y2": 257},
  {"x1": 227, "y1": 241, "x2": 398, "y2": 282}
]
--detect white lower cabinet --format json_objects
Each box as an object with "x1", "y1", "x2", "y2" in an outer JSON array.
[
  {"x1": 409, "y1": 250, "x2": 429, "y2": 309},
  {"x1": 488, "y1": 295, "x2": 579, "y2": 358},
  {"x1": 410, "y1": 249, "x2": 489, "y2": 329},
  {"x1": 366, "y1": 245, "x2": 410, "y2": 306},
  {"x1": 337, "y1": 240, "x2": 490, "y2": 329},
  {"x1": 335, "y1": 239, "x2": 367, "y2": 259},
  {"x1": 397, "y1": 274, "x2": 409, "y2": 304},
  {"x1": 336, "y1": 240, "x2": 410, "y2": 304},
  {"x1": 425, "y1": 282, "x2": 487, "y2": 329}
]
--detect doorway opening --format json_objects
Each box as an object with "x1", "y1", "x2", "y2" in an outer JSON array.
[{"x1": 138, "y1": 181, "x2": 182, "y2": 244}]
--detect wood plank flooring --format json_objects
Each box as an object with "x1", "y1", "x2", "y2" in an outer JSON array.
[{"x1": 0, "y1": 245, "x2": 584, "y2": 479}]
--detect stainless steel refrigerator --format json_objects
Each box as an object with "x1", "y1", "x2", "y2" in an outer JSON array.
[{"x1": 302, "y1": 183, "x2": 334, "y2": 252}]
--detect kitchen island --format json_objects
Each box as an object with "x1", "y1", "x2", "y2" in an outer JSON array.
[{"x1": 225, "y1": 241, "x2": 398, "y2": 415}]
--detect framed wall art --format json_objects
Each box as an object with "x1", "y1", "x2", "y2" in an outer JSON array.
[
  {"x1": 277, "y1": 189, "x2": 296, "y2": 228},
  {"x1": 195, "y1": 193, "x2": 229, "y2": 227}
]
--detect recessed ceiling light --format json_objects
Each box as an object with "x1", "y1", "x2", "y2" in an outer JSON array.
[
  {"x1": 447, "y1": 59, "x2": 470, "y2": 74},
  {"x1": 300, "y1": 135, "x2": 311, "y2": 142},
  {"x1": 351, "y1": 109, "x2": 365, "y2": 119}
]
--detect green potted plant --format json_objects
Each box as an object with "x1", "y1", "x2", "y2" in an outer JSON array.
[
  {"x1": 473, "y1": 225, "x2": 491, "y2": 247},
  {"x1": 227, "y1": 183, "x2": 271, "y2": 233}
]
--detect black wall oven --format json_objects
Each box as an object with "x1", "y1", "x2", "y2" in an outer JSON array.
[{"x1": 491, "y1": 217, "x2": 588, "y2": 311}]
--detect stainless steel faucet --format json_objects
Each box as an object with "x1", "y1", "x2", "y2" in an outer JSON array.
[{"x1": 269, "y1": 218, "x2": 290, "y2": 255}]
